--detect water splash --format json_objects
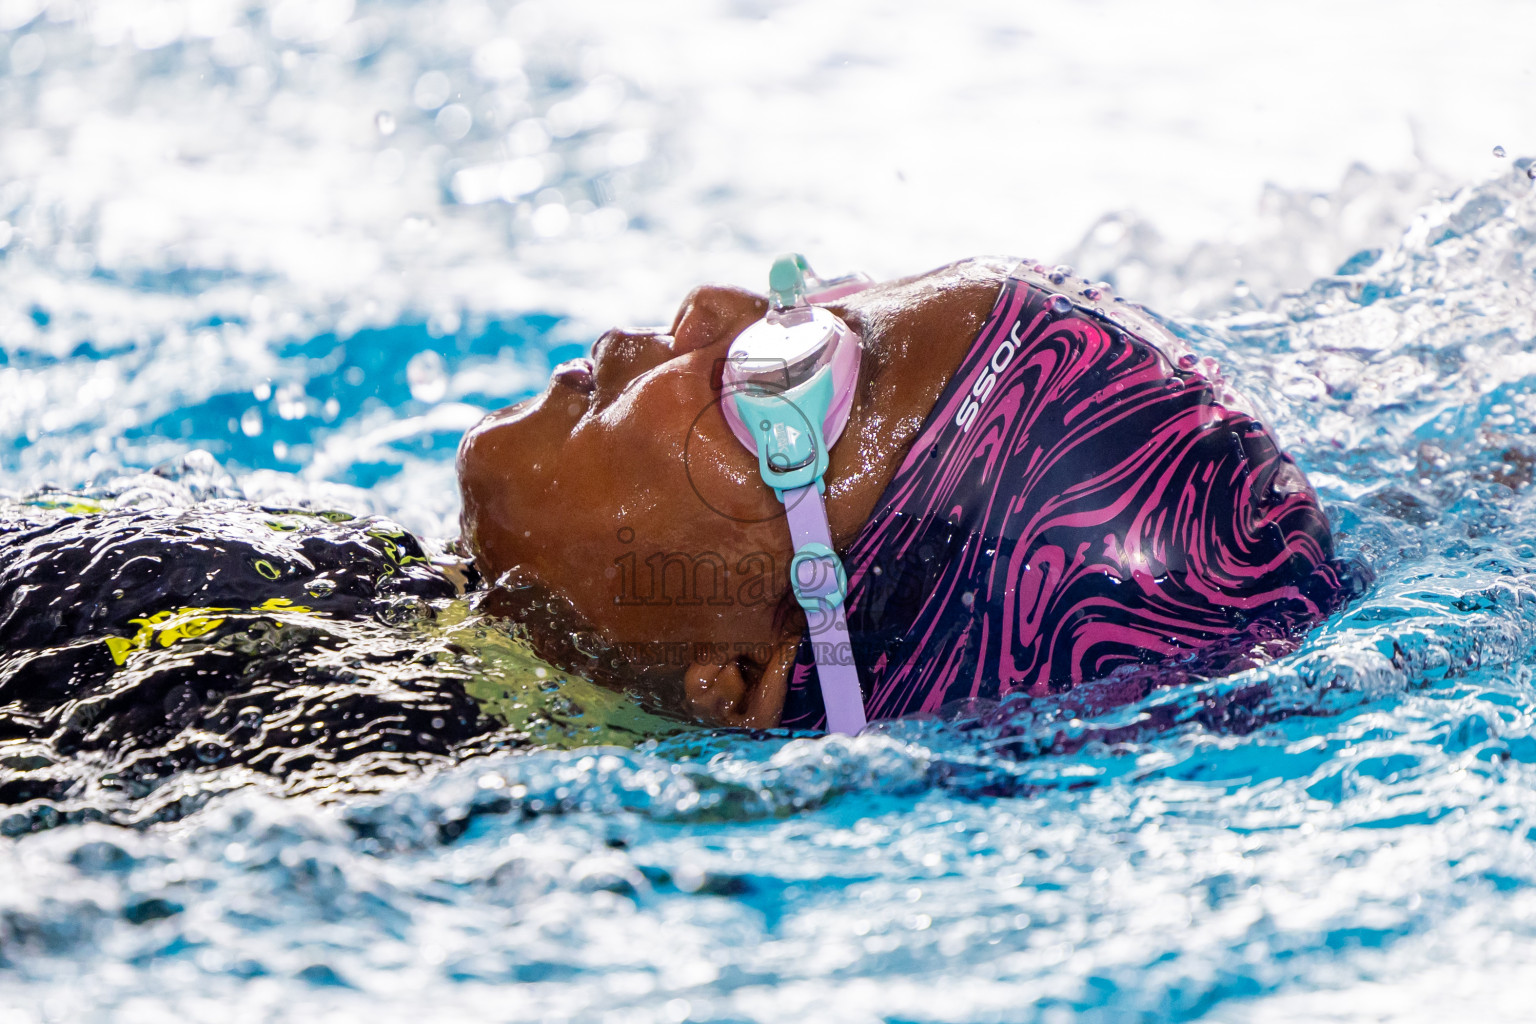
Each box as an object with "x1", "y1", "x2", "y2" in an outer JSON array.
[
  {"x1": 0, "y1": 478, "x2": 687, "y2": 831},
  {"x1": 5, "y1": 1, "x2": 1536, "y2": 1020},
  {"x1": 6, "y1": 159, "x2": 1518, "y2": 1023}
]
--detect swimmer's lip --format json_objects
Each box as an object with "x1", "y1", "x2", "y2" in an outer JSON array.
[{"x1": 550, "y1": 356, "x2": 595, "y2": 395}]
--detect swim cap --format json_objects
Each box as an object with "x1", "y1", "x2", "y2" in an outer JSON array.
[{"x1": 781, "y1": 264, "x2": 1346, "y2": 727}]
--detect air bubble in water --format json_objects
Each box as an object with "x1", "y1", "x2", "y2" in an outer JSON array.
[
  {"x1": 375, "y1": 111, "x2": 396, "y2": 136},
  {"x1": 1048, "y1": 295, "x2": 1072, "y2": 315},
  {"x1": 1493, "y1": 145, "x2": 1506, "y2": 158}
]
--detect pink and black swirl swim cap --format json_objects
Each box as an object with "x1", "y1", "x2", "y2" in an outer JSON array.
[{"x1": 781, "y1": 265, "x2": 1349, "y2": 728}]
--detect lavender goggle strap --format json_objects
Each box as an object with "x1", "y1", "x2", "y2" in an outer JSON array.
[
  {"x1": 782, "y1": 484, "x2": 867, "y2": 734},
  {"x1": 780, "y1": 268, "x2": 1344, "y2": 729},
  {"x1": 728, "y1": 359, "x2": 867, "y2": 733},
  {"x1": 794, "y1": 272, "x2": 873, "y2": 732}
]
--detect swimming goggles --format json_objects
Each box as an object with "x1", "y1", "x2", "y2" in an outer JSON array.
[{"x1": 720, "y1": 255, "x2": 873, "y2": 734}]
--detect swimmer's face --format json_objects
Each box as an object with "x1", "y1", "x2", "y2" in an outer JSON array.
[{"x1": 458, "y1": 258, "x2": 1011, "y2": 727}]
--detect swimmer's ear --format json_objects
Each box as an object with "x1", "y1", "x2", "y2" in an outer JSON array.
[{"x1": 681, "y1": 638, "x2": 799, "y2": 729}]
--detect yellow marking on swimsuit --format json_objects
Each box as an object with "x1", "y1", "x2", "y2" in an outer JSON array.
[
  {"x1": 105, "y1": 607, "x2": 233, "y2": 665},
  {"x1": 103, "y1": 599, "x2": 314, "y2": 665},
  {"x1": 26, "y1": 498, "x2": 105, "y2": 515},
  {"x1": 367, "y1": 527, "x2": 427, "y2": 567},
  {"x1": 254, "y1": 598, "x2": 312, "y2": 613}
]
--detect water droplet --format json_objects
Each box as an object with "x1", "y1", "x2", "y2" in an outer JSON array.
[
  {"x1": 1527, "y1": 166, "x2": 1536, "y2": 181},
  {"x1": 1047, "y1": 294, "x2": 1072, "y2": 315},
  {"x1": 305, "y1": 578, "x2": 337, "y2": 599},
  {"x1": 571, "y1": 632, "x2": 603, "y2": 660},
  {"x1": 406, "y1": 350, "x2": 448, "y2": 403},
  {"x1": 531, "y1": 201, "x2": 570, "y2": 237},
  {"x1": 1493, "y1": 145, "x2": 1507, "y2": 158},
  {"x1": 374, "y1": 110, "x2": 396, "y2": 136},
  {"x1": 413, "y1": 70, "x2": 451, "y2": 111},
  {"x1": 239, "y1": 407, "x2": 263, "y2": 437},
  {"x1": 430, "y1": 717, "x2": 445, "y2": 730},
  {"x1": 435, "y1": 103, "x2": 472, "y2": 141},
  {"x1": 9, "y1": 34, "x2": 44, "y2": 76}
]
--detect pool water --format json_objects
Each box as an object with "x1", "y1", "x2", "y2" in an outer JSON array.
[{"x1": 5, "y1": 2, "x2": 1536, "y2": 1021}]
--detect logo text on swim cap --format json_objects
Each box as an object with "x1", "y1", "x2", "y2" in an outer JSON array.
[{"x1": 954, "y1": 321, "x2": 1021, "y2": 433}]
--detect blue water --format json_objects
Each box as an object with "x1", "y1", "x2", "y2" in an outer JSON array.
[{"x1": 7, "y1": 2, "x2": 1536, "y2": 1021}]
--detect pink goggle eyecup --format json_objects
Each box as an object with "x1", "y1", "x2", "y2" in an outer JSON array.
[{"x1": 719, "y1": 270, "x2": 874, "y2": 454}]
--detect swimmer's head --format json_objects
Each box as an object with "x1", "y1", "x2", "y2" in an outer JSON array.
[{"x1": 457, "y1": 257, "x2": 1347, "y2": 729}]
